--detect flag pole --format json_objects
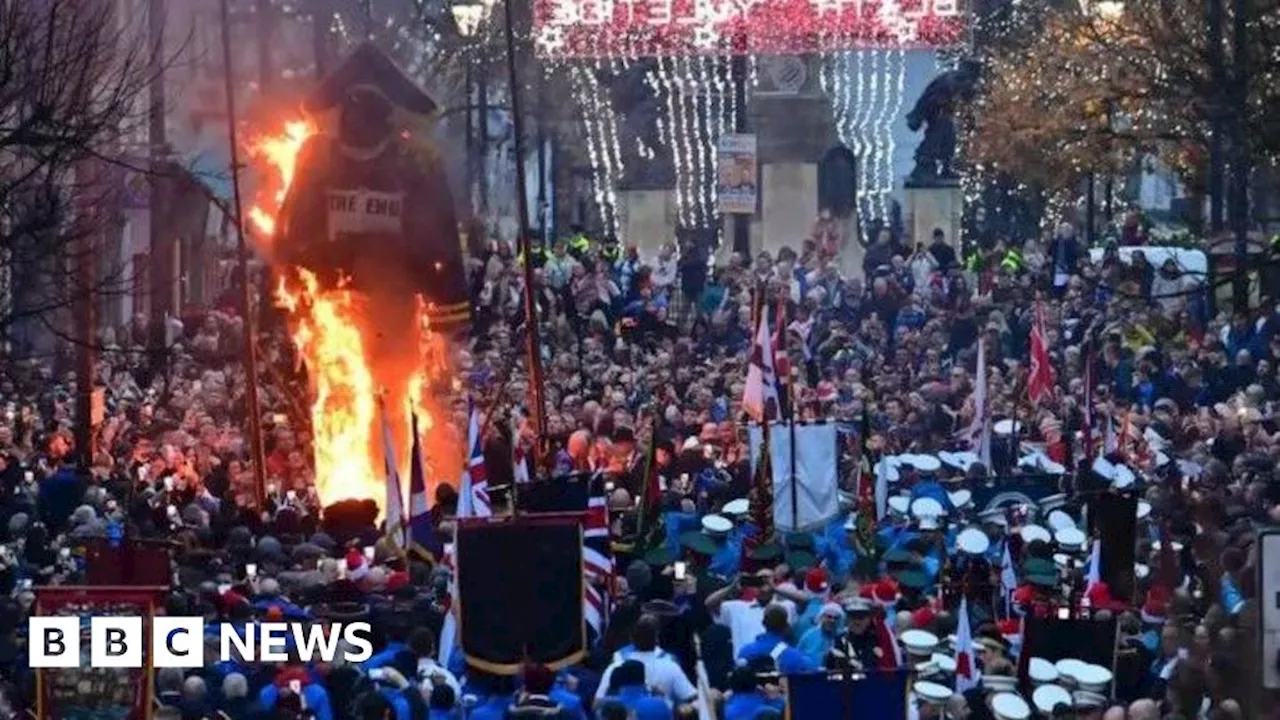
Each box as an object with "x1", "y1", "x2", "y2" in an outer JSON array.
[{"x1": 774, "y1": 293, "x2": 799, "y2": 533}]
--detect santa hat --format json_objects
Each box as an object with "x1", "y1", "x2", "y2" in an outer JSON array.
[
  {"x1": 804, "y1": 568, "x2": 830, "y2": 593},
  {"x1": 1085, "y1": 580, "x2": 1124, "y2": 611},
  {"x1": 345, "y1": 548, "x2": 370, "y2": 583},
  {"x1": 1141, "y1": 585, "x2": 1170, "y2": 625},
  {"x1": 866, "y1": 579, "x2": 900, "y2": 606},
  {"x1": 385, "y1": 570, "x2": 411, "y2": 594},
  {"x1": 911, "y1": 606, "x2": 936, "y2": 630}
]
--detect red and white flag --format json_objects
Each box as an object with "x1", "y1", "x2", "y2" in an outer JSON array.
[
  {"x1": 583, "y1": 482, "x2": 613, "y2": 634},
  {"x1": 743, "y1": 313, "x2": 780, "y2": 422},
  {"x1": 457, "y1": 403, "x2": 491, "y2": 518},
  {"x1": 1027, "y1": 300, "x2": 1055, "y2": 405},
  {"x1": 954, "y1": 597, "x2": 981, "y2": 693}
]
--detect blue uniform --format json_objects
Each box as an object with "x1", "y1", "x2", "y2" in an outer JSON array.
[
  {"x1": 796, "y1": 626, "x2": 839, "y2": 667},
  {"x1": 466, "y1": 694, "x2": 510, "y2": 720},
  {"x1": 724, "y1": 691, "x2": 784, "y2": 720},
  {"x1": 737, "y1": 632, "x2": 814, "y2": 674},
  {"x1": 600, "y1": 687, "x2": 674, "y2": 720},
  {"x1": 361, "y1": 641, "x2": 408, "y2": 672}
]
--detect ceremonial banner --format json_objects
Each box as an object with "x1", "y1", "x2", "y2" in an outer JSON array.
[
  {"x1": 747, "y1": 422, "x2": 840, "y2": 532},
  {"x1": 969, "y1": 477, "x2": 1058, "y2": 514},
  {"x1": 716, "y1": 134, "x2": 758, "y2": 215},
  {"x1": 1088, "y1": 493, "x2": 1139, "y2": 603},
  {"x1": 35, "y1": 586, "x2": 166, "y2": 720},
  {"x1": 456, "y1": 520, "x2": 585, "y2": 674},
  {"x1": 784, "y1": 669, "x2": 909, "y2": 719}
]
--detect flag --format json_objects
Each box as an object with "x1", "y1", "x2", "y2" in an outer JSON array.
[
  {"x1": 379, "y1": 398, "x2": 406, "y2": 548},
  {"x1": 512, "y1": 408, "x2": 531, "y2": 485},
  {"x1": 855, "y1": 408, "x2": 873, "y2": 501},
  {"x1": 772, "y1": 297, "x2": 791, "y2": 417},
  {"x1": 1084, "y1": 539, "x2": 1102, "y2": 594},
  {"x1": 457, "y1": 402, "x2": 491, "y2": 518},
  {"x1": 978, "y1": 413, "x2": 993, "y2": 470},
  {"x1": 743, "y1": 312, "x2": 780, "y2": 422},
  {"x1": 873, "y1": 454, "x2": 890, "y2": 522},
  {"x1": 635, "y1": 422, "x2": 663, "y2": 550},
  {"x1": 959, "y1": 337, "x2": 987, "y2": 447},
  {"x1": 1027, "y1": 300, "x2": 1054, "y2": 404},
  {"x1": 1104, "y1": 413, "x2": 1118, "y2": 454},
  {"x1": 408, "y1": 410, "x2": 440, "y2": 562},
  {"x1": 1000, "y1": 541, "x2": 1018, "y2": 616},
  {"x1": 583, "y1": 479, "x2": 613, "y2": 635},
  {"x1": 954, "y1": 597, "x2": 980, "y2": 693}
]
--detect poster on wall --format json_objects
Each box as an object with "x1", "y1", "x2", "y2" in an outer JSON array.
[
  {"x1": 35, "y1": 586, "x2": 166, "y2": 720},
  {"x1": 717, "y1": 134, "x2": 758, "y2": 215}
]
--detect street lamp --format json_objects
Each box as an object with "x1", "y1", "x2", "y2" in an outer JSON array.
[
  {"x1": 451, "y1": 0, "x2": 494, "y2": 218},
  {"x1": 450, "y1": 0, "x2": 485, "y2": 38},
  {"x1": 1093, "y1": 1, "x2": 1125, "y2": 19}
]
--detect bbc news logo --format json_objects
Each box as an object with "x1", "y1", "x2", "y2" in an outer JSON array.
[{"x1": 29, "y1": 618, "x2": 374, "y2": 668}]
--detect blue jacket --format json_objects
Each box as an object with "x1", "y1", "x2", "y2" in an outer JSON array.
[
  {"x1": 737, "y1": 632, "x2": 813, "y2": 674},
  {"x1": 600, "y1": 687, "x2": 674, "y2": 720},
  {"x1": 467, "y1": 695, "x2": 510, "y2": 720},
  {"x1": 361, "y1": 641, "x2": 407, "y2": 671},
  {"x1": 724, "y1": 691, "x2": 784, "y2": 720},
  {"x1": 796, "y1": 626, "x2": 839, "y2": 667}
]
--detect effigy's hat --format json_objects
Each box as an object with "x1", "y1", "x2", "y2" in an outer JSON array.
[{"x1": 307, "y1": 41, "x2": 438, "y2": 115}]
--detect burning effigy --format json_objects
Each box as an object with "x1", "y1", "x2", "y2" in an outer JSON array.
[{"x1": 248, "y1": 43, "x2": 468, "y2": 515}]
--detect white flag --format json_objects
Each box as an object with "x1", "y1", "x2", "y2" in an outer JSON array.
[
  {"x1": 1000, "y1": 541, "x2": 1018, "y2": 615},
  {"x1": 959, "y1": 338, "x2": 987, "y2": 447},
  {"x1": 874, "y1": 455, "x2": 890, "y2": 522},
  {"x1": 954, "y1": 597, "x2": 981, "y2": 694},
  {"x1": 456, "y1": 405, "x2": 491, "y2": 518},
  {"x1": 1084, "y1": 539, "x2": 1102, "y2": 594},
  {"x1": 380, "y1": 400, "x2": 406, "y2": 548},
  {"x1": 743, "y1": 313, "x2": 780, "y2": 422}
]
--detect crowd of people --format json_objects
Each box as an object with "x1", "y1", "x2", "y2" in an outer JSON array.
[{"x1": 1, "y1": 213, "x2": 1279, "y2": 720}]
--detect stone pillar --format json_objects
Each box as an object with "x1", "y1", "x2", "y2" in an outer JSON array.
[
  {"x1": 904, "y1": 184, "x2": 964, "y2": 246},
  {"x1": 760, "y1": 164, "x2": 817, "y2": 257},
  {"x1": 617, "y1": 189, "x2": 677, "y2": 257},
  {"x1": 750, "y1": 56, "x2": 839, "y2": 258}
]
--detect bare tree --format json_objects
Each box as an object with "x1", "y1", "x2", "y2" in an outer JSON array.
[{"x1": 0, "y1": 0, "x2": 158, "y2": 353}]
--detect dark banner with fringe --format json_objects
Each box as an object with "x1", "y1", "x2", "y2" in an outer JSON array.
[
  {"x1": 783, "y1": 669, "x2": 909, "y2": 719},
  {"x1": 456, "y1": 519, "x2": 586, "y2": 674}
]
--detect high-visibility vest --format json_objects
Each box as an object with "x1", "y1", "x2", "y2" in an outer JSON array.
[
  {"x1": 1000, "y1": 250, "x2": 1023, "y2": 273},
  {"x1": 963, "y1": 250, "x2": 983, "y2": 273}
]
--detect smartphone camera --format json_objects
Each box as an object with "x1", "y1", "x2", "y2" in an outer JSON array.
[{"x1": 674, "y1": 561, "x2": 687, "y2": 580}]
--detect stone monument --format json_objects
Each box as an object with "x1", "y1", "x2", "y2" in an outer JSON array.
[{"x1": 903, "y1": 61, "x2": 979, "y2": 246}]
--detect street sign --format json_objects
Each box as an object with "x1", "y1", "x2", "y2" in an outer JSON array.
[{"x1": 1260, "y1": 531, "x2": 1280, "y2": 690}]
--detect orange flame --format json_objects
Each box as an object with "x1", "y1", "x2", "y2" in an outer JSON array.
[
  {"x1": 247, "y1": 120, "x2": 317, "y2": 238},
  {"x1": 250, "y1": 117, "x2": 461, "y2": 518}
]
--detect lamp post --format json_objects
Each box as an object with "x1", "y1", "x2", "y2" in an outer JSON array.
[
  {"x1": 452, "y1": 0, "x2": 547, "y2": 465},
  {"x1": 451, "y1": 1, "x2": 484, "y2": 217}
]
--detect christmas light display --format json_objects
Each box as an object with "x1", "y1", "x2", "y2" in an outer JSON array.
[
  {"x1": 532, "y1": 0, "x2": 967, "y2": 57},
  {"x1": 823, "y1": 49, "x2": 905, "y2": 223},
  {"x1": 568, "y1": 62, "x2": 623, "y2": 237}
]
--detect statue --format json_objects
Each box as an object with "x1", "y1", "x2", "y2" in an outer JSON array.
[
  {"x1": 276, "y1": 42, "x2": 470, "y2": 335},
  {"x1": 905, "y1": 60, "x2": 980, "y2": 186}
]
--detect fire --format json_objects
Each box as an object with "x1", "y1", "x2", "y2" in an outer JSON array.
[
  {"x1": 247, "y1": 120, "x2": 317, "y2": 238},
  {"x1": 250, "y1": 117, "x2": 462, "y2": 517}
]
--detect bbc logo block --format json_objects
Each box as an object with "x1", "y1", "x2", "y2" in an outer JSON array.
[
  {"x1": 28, "y1": 617, "x2": 81, "y2": 668},
  {"x1": 29, "y1": 617, "x2": 374, "y2": 668}
]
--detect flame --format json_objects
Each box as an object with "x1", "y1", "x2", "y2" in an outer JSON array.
[
  {"x1": 247, "y1": 120, "x2": 317, "y2": 238},
  {"x1": 250, "y1": 117, "x2": 462, "y2": 518}
]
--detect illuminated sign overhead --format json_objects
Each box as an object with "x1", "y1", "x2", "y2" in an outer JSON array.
[{"x1": 533, "y1": 0, "x2": 967, "y2": 58}]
